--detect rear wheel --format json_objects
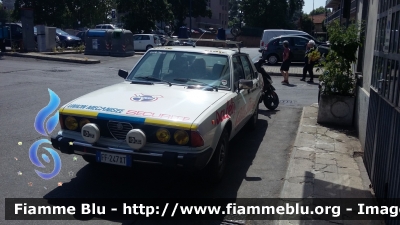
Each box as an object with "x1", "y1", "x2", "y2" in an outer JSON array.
[
  {"x1": 202, "y1": 130, "x2": 229, "y2": 184},
  {"x1": 267, "y1": 54, "x2": 279, "y2": 65},
  {"x1": 264, "y1": 91, "x2": 279, "y2": 110},
  {"x1": 146, "y1": 45, "x2": 153, "y2": 51}
]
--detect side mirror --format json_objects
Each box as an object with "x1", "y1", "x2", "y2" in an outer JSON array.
[
  {"x1": 118, "y1": 69, "x2": 128, "y2": 79},
  {"x1": 239, "y1": 79, "x2": 253, "y2": 90}
]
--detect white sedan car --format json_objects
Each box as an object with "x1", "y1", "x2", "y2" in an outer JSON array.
[{"x1": 51, "y1": 42, "x2": 263, "y2": 183}]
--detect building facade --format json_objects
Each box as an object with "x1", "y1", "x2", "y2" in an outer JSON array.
[
  {"x1": 184, "y1": 0, "x2": 229, "y2": 29},
  {"x1": 325, "y1": 0, "x2": 357, "y2": 25},
  {"x1": 325, "y1": 0, "x2": 400, "y2": 221}
]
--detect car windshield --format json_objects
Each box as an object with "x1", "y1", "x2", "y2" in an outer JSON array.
[
  {"x1": 127, "y1": 51, "x2": 231, "y2": 89},
  {"x1": 56, "y1": 29, "x2": 69, "y2": 36}
]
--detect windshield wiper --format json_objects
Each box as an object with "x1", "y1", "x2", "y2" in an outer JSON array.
[
  {"x1": 135, "y1": 76, "x2": 172, "y2": 86},
  {"x1": 173, "y1": 78, "x2": 222, "y2": 91}
]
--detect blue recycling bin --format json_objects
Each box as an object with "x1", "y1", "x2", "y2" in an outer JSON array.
[
  {"x1": 178, "y1": 26, "x2": 189, "y2": 39},
  {"x1": 217, "y1": 28, "x2": 226, "y2": 40}
]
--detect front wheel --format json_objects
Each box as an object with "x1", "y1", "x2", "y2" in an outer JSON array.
[
  {"x1": 264, "y1": 91, "x2": 279, "y2": 110},
  {"x1": 202, "y1": 130, "x2": 229, "y2": 184},
  {"x1": 267, "y1": 54, "x2": 279, "y2": 65}
]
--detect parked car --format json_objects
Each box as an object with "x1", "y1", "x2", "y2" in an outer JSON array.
[
  {"x1": 259, "y1": 29, "x2": 309, "y2": 53},
  {"x1": 193, "y1": 28, "x2": 211, "y2": 34},
  {"x1": 261, "y1": 36, "x2": 330, "y2": 65},
  {"x1": 75, "y1": 31, "x2": 87, "y2": 45},
  {"x1": 56, "y1": 28, "x2": 82, "y2": 48},
  {"x1": 50, "y1": 41, "x2": 263, "y2": 183},
  {"x1": 4, "y1": 23, "x2": 24, "y2": 47},
  {"x1": 157, "y1": 35, "x2": 167, "y2": 45},
  {"x1": 133, "y1": 34, "x2": 161, "y2": 51},
  {"x1": 278, "y1": 34, "x2": 330, "y2": 47},
  {"x1": 95, "y1": 24, "x2": 120, "y2": 29}
]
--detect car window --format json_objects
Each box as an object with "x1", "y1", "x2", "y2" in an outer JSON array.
[
  {"x1": 15, "y1": 26, "x2": 22, "y2": 33},
  {"x1": 127, "y1": 51, "x2": 230, "y2": 89},
  {"x1": 232, "y1": 56, "x2": 245, "y2": 89},
  {"x1": 142, "y1": 35, "x2": 150, "y2": 40},
  {"x1": 133, "y1": 35, "x2": 142, "y2": 40},
  {"x1": 239, "y1": 55, "x2": 254, "y2": 80},
  {"x1": 95, "y1": 25, "x2": 101, "y2": 29},
  {"x1": 294, "y1": 37, "x2": 308, "y2": 47}
]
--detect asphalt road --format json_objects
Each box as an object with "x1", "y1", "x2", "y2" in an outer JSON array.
[{"x1": 0, "y1": 50, "x2": 318, "y2": 225}]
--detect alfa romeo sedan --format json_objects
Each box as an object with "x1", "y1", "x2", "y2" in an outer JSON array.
[{"x1": 51, "y1": 42, "x2": 263, "y2": 183}]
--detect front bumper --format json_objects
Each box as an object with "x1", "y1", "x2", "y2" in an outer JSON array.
[{"x1": 51, "y1": 135, "x2": 213, "y2": 170}]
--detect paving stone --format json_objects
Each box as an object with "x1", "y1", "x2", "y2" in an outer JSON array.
[
  {"x1": 298, "y1": 147, "x2": 316, "y2": 152},
  {"x1": 314, "y1": 164, "x2": 338, "y2": 173},
  {"x1": 315, "y1": 157, "x2": 336, "y2": 165},
  {"x1": 301, "y1": 117, "x2": 319, "y2": 126},
  {"x1": 337, "y1": 160, "x2": 359, "y2": 169},
  {"x1": 339, "y1": 175, "x2": 364, "y2": 191},
  {"x1": 314, "y1": 179, "x2": 341, "y2": 197},
  {"x1": 317, "y1": 127, "x2": 328, "y2": 135},
  {"x1": 324, "y1": 130, "x2": 341, "y2": 139},
  {"x1": 294, "y1": 133, "x2": 316, "y2": 147},
  {"x1": 281, "y1": 181, "x2": 314, "y2": 198},
  {"x1": 316, "y1": 135, "x2": 335, "y2": 144},
  {"x1": 288, "y1": 158, "x2": 314, "y2": 177},
  {"x1": 294, "y1": 150, "x2": 315, "y2": 160},
  {"x1": 299, "y1": 125, "x2": 317, "y2": 134},
  {"x1": 314, "y1": 171, "x2": 341, "y2": 184},
  {"x1": 316, "y1": 143, "x2": 335, "y2": 151},
  {"x1": 334, "y1": 142, "x2": 353, "y2": 154},
  {"x1": 287, "y1": 176, "x2": 314, "y2": 184},
  {"x1": 338, "y1": 167, "x2": 361, "y2": 177}
]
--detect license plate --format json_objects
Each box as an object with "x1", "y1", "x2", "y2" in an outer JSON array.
[{"x1": 96, "y1": 151, "x2": 132, "y2": 167}]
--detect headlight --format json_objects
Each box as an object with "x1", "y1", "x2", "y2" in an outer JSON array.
[
  {"x1": 65, "y1": 116, "x2": 78, "y2": 130},
  {"x1": 174, "y1": 130, "x2": 189, "y2": 145},
  {"x1": 79, "y1": 118, "x2": 90, "y2": 128},
  {"x1": 156, "y1": 128, "x2": 170, "y2": 143}
]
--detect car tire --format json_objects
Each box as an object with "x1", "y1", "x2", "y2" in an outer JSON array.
[
  {"x1": 247, "y1": 102, "x2": 259, "y2": 130},
  {"x1": 146, "y1": 45, "x2": 153, "y2": 51},
  {"x1": 267, "y1": 54, "x2": 279, "y2": 65},
  {"x1": 202, "y1": 129, "x2": 229, "y2": 184},
  {"x1": 82, "y1": 155, "x2": 97, "y2": 164}
]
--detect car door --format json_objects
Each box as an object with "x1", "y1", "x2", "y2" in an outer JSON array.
[
  {"x1": 239, "y1": 55, "x2": 260, "y2": 121},
  {"x1": 292, "y1": 37, "x2": 308, "y2": 62},
  {"x1": 141, "y1": 35, "x2": 151, "y2": 49},
  {"x1": 133, "y1": 35, "x2": 143, "y2": 50},
  {"x1": 231, "y1": 55, "x2": 250, "y2": 133}
]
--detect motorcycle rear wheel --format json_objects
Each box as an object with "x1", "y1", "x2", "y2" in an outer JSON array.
[{"x1": 264, "y1": 91, "x2": 279, "y2": 110}]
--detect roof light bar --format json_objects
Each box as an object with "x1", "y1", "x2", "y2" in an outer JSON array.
[{"x1": 165, "y1": 37, "x2": 243, "y2": 53}]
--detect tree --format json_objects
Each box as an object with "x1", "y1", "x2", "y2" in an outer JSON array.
[
  {"x1": 0, "y1": 4, "x2": 11, "y2": 22},
  {"x1": 309, "y1": 6, "x2": 331, "y2": 16},
  {"x1": 117, "y1": 0, "x2": 173, "y2": 33},
  {"x1": 12, "y1": 0, "x2": 113, "y2": 28},
  {"x1": 299, "y1": 13, "x2": 313, "y2": 34},
  {"x1": 228, "y1": 0, "x2": 240, "y2": 28},
  {"x1": 167, "y1": 0, "x2": 211, "y2": 29},
  {"x1": 239, "y1": 0, "x2": 304, "y2": 29}
]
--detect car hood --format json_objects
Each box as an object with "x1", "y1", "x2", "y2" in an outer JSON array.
[{"x1": 60, "y1": 82, "x2": 228, "y2": 128}]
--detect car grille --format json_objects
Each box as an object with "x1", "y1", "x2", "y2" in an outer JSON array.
[{"x1": 107, "y1": 121, "x2": 133, "y2": 140}]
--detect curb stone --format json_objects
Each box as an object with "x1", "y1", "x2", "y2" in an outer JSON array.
[{"x1": 3, "y1": 52, "x2": 100, "y2": 64}]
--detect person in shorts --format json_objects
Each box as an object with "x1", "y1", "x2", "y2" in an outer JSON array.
[{"x1": 280, "y1": 40, "x2": 291, "y2": 85}]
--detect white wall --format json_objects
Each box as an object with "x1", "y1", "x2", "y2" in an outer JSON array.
[{"x1": 356, "y1": 0, "x2": 378, "y2": 151}]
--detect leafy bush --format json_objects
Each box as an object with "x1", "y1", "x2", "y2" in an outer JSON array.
[{"x1": 318, "y1": 20, "x2": 364, "y2": 96}]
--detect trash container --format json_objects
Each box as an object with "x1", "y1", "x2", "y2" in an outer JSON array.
[
  {"x1": 84, "y1": 29, "x2": 112, "y2": 56},
  {"x1": 110, "y1": 29, "x2": 135, "y2": 57}
]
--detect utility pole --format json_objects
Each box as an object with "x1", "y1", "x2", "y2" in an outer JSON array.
[
  {"x1": 312, "y1": 0, "x2": 315, "y2": 36},
  {"x1": 189, "y1": 0, "x2": 192, "y2": 34}
]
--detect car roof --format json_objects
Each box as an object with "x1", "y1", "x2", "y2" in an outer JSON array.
[
  {"x1": 150, "y1": 46, "x2": 243, "y2": 56},
  {"x1": 272, "y1": 36, "x2": 311, "y2": 41}
]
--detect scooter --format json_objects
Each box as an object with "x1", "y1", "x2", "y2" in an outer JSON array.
[{"x1": 254, "y1": 59, "x2": 279, "y2": 110}]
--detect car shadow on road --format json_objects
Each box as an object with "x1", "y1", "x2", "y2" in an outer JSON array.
[
  {"x1": 43, "y1": 119, "x2": 270, "y2": 224},
  {"x1": 259, "y1": 109, "x2": 279, "y2": 119}
]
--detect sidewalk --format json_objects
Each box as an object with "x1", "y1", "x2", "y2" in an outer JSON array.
[
  {"x1": 278, "y1": 104, "x2": 384, "y2": 225},
  {"x1": 263, "y1": 65, "x2": 322, "y2": 78}
]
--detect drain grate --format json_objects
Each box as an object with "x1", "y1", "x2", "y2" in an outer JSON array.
[
  {"x1": 221, "y1": 220, "x2": 246, "y2": 225},
  {"x1": 45, "y1": 69, "x2": 72, "y2": 72},
  {"x1": 279, "y1": 100, "x2": 297, "y2": 104}
]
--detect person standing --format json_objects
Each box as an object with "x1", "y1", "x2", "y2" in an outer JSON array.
[
  {"x1": 301, "y1": 40, "x2": 317, "y2": 83},
  {"x1": 280, "y1": 40, "x2": 291, "y2": 85}
]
